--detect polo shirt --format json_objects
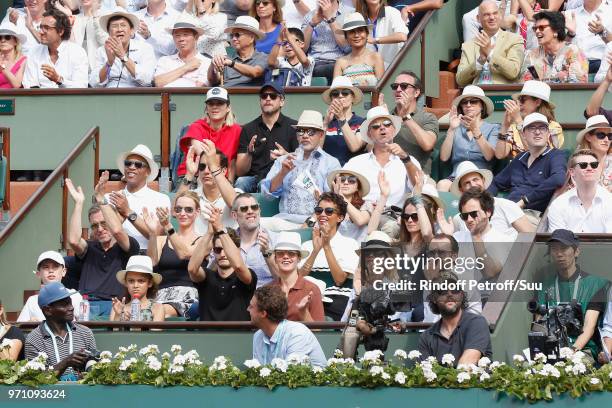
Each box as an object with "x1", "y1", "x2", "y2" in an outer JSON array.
[
  {"x1": 302, "y1": 6, "x2": 350, "y2": 62},
  {"x1": 572, "y1": 3, "x2": 612, "y2": 60},
  {"x1": 267, "y1": 276, "x2": 325, "y2": 321},
  {"x1": 196, "y1": 268, "x2": 257, "y2": 321},
  {"x1": 364, "y1": 6, "x2": 409, "y2": 68},
  {"x1": 393, "y1": 106, "x2": 439, "y2": 174},
  {"x1": 547, "y1": 185, "x2": 612, "y2": 233},
  {"x1": 77, "y1": 237, "x2": 140, "y2": 299},
  {"x1": 323, "y1": 114, "x2": 365, "y2": 166},
  {"x1": 237, "y1": 113, "x2": 299, "y2": 180},
  {"x1": 489, "y1": 148, "x2": 567, "y2": 212},
  {"x1": 154, "y1": 53, "x2": 211, "y2": 87},
  {"x1": 223, "y1": 51, "x2": 268, "y2": 87},
  {"x1": 418, "y1": 309, "x2": 492, "y2": 364}
]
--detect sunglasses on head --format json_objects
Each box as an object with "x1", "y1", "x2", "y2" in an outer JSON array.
[
  {"x1": 124, "y1": 159, "x2": 148, "y2": 169},
  {"x1": 213, "y1": 246, "x2": 224, "y2": 254},
  {"x1": 390, "y1": 82, "x2": 416, "y2": 91},
  {"x1": 459, "y1": 210, "x2": 479, "y2": 221},
  {"x1": 369, "y1": 120, "x2": 393, "y2": 131},
  {"x1": 260, "y1": 92, "x2": 279, "y2": 100},
  {"x1": 575, "y1": 161, "x2": 599, "y2": 170},
  {"x1": 296, "y1": 128, "x2": 318, "y2": 137},
  {"x1": 330, "y1": 89, "x2": 353, "y2": 98},
  {"x1": 593, "y1": 131, "x2": 612, "y2": 141},
  {"x1": 401, "y1": 212, "x2": 418, "y2": 222},
  {"x1": 238, "y1": 204, "x2": 260, "y2": 213},
  {"x1": 314, "y1": 206, "x2": 337, "y2": 216},
  {"x1": 174, "y1": 206, "x2": 195, "y2": 214},
  {"x1": 338, "y1": 175, "x2": 358, "y2": 184}
]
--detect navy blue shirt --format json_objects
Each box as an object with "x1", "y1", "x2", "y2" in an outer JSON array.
[
  {"x1": 488, "y1": 148, "x2": 567, "y2": 212},
  {"x1": 322, "y1": 114, "x2": 365, "y2": 166}
]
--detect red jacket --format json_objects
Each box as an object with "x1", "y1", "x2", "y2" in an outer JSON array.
[{"x1": 178, "y1": 119, "x2": 242, "y2": 176}]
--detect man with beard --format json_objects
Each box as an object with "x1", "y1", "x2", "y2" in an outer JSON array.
[
  {"x1": 418, "y1": 272, "x2": 492, "y2": 365},
  {"x1": 234, "y1": 82, "x2": 298, "y2": 193}
]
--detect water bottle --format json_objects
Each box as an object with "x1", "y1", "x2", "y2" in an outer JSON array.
[
  {"x1": 79, "y1": 295, "x2": 90, "y2": 321},
  {"x1": 130, "y1": 294, "x2": 141, "y2": 321}
]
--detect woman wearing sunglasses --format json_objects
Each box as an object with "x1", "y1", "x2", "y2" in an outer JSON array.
[
  {"x1": 321, "y1": 75, "x2": 366, "y2": 165},
  {"x1": 496, "y1": 80, "x2": 564, "y2": 160},
  {"x1": 249, "y1": 0, "x2": 283, "y2": 54},
  {"x1": 576, "y1": 115, "x2": 612, "y2": 191},
  {"x1": 398, "y1": 172, "x2": 434, "y2": 255},
  {"x1": 143, "y1": 191, "x2": 202, "y2": 319},
  {"x1": 438, "y1": 85, "x2": 499, "y2": 192},
  {"x1": 327, "y1": 167, "x2": 372, "y2": 242},
  {"x1": 0, "y1": 22, "x2": 27, "y2": 89},
  {"x1": 332, "y1": 12, "x2": 383, "y2": 86}
]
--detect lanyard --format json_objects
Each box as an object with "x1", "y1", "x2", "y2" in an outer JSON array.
[
  {"x1": 366, "y1": 17, "x2": 379, "y2": 51},
  {"x1": 263, "y1": 320, "x2": 286, "y2": 364},
  {"x1": 555, "y1": 274, "x2": 581, "y2": 302},
  {"x1": 44, "y1": 322, "x2": 73, "y2": 365}
]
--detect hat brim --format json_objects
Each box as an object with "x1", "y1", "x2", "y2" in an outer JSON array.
[
  {"x1": 334, "y1": 23, "x2": 373, "y2": 35},
  {"x1": 224, "y1": 25, "x2": 265, "y2": 40},
  {"x1": 452, "y1": 93, "x2": 494, "y2": 117},
  {"x1": 0, "y1": 29, "x2": 27, "y2": 44},
  {"x1": 450, "y1": 168, "x2": 493, "y2": 197},
  {"x1": 321, "y1": 84, "x2": 363, "y2": 106},
  {"x1": 40, "y1": 289, "x2": 78, "y2": 308},
  {"x1": 326, "y1": 169, "x2": 370, "y2": 197},
  {"x1": 576, "y1": 126, "x2": 612, "y2": 145},
  {"x1": 116, "y1": 150, "x2": 159, "y2": 183},
  {"x1": 511, "y1": 92, "x2": 556, "y2": 109},
  {"x1": 165, "y1": 26, "x2": 206, "y2": 36},
  {"x1": 116, "y1": 269, "x2": 163, "y2": 286},
  {"x1": 359, "y1": 114, "x2": 402, "y2": 144},
  {"x1": 99, "y1": 12, "x2": 140, "y2": 34},
  {"x1": 355, "y1": 244, "x2": 393, "y2": 255},
  {"x1": 291, "y1": 123, "x2": 326, "y2": 132}
]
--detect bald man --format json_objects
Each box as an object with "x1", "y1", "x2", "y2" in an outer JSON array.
[{"x1": 462, "y1": 0, "x2": 512, "y2": 42}]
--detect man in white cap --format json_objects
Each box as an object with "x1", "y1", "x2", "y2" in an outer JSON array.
[
  {"x1": 134, "y1": 0, "x2": 179, "y2": 60},
  {"x1": 154, "y1": 15, "x2": 211, "y2": 87},
  {"x1": 489, "y1": 112, "x2": 566, "y2": 216},
  {"x1": 90, "y1": 8, "x2": 156, "y2": 87},
  {"x1": 208, "y1": 15, "x2": 267, "y2": 87},
  {"x1": 260, "y1": 110, "x2": 341, "y2": 230},
  {"x1": 547, "y1": 149, "x2": 612, "y2": 233},
  {"x1": 17, "y1": 251, "x2": 83, "y2": 322}
]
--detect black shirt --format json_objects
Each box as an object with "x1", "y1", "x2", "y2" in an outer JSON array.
[
  {"x1": 196, "y1": 268, "x2": 257, "y2": 321},
  {"x1": 418, "y1": 310, "x2": 492, "y2": 364},
  {"x1": 1, "y1": 325, "x2": 26, "y2": 360},
  {"x1": 77, "y1": 237, "x2": 140, "y2": 300},
  {"x1": 238, "y1": 113, "x2": 299, "y2": 180}
]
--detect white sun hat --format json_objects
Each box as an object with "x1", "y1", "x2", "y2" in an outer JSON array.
[{"x1": 116, "y1": 144, "x2": 159, "y2": 183}]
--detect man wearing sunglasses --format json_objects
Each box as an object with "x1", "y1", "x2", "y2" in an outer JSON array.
[
  {"x1": 235, "y1": 82, "x2": 298, "y2": 193},
  {"x1": 456, "y1": 0, "x2": 524, "y2": 87},
  {"x1": 547, "y1": 150, "x2": 612, "y2": 233}
]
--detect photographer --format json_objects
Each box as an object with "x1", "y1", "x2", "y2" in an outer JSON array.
[
  {"x1": 24, "y1": 283, "x2": 97, "y2": 381},
  {"x1": 534, "y1": 229, "x2": 609, "y2": 359}
]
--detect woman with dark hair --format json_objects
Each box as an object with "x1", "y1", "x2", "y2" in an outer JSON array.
[
  {"x1": 0, "y1": 299, "x2": 25, "y2": 361},
  {"x1": 575, "y1": 116, "x2": 612, "y2": 191},
  {"x1": 398, "y1": 173, "x2": 434, "y2": 255},
  {"x1": 327, "y1": 168, "x2": 372, "y2": 242},
  {"x1": 522, "y1": 10, "x2": 587, "y2": 82},
  {"x1": 250, "y1": 0, "x2": 283, "y2": 54},
  {"x1": 438, "y1": 85, "x2": 499, "y2": 192}
]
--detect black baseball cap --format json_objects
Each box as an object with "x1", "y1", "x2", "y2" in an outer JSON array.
[
  {"x1": 259, "y1": 82, "x2": 284, "y2": 96},
  {"x1": 547, "y1": 229, "x2": 579, "y2": 247}
]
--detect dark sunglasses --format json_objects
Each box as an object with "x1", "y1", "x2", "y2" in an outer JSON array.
[
  {"x1": 230, "y1": 32, "x2": 244, "y2": 39},
  {"x1": 124, "y1": 160, "x2": 148, "y2": 169},
  {"x1": 213, "y1": 246, "x2": 224, "y2": 254},
  {"x1": 532, "y1": 24, "x2": 550, "y2": 32},
  {"x1": 90, "y1": 221, "x2": 108, "y2": 230},
  {"x1": 390, "y1": 82, "x2": 416, "y2": 91},
  {"x1": 174, "y1": 206, "x2": 195, "y2": 214},
  {"x1": 593, "y1": 131, "x2": 612, "y2": 141},
  {"x1": 260, "y1": 92, "x2": 279, "y2": 100},
  {"x1": 369, "y1": 120, "x2": 393, "y2": 131},
  {"x1": 575, "y1": 161, "x2": 599, "y2": 170},
  {"x1": 401, "y1": 212, "x2": 418, "y2": 222},
  {"x1": 198, "y1": 163, "x2": 208, "y2": 172},
  {"x1": 459, "y1": 211, "x2": 479, "y2": 221},
  {"x1": 0, "y1": 35, "x2": 15, "y2": 41},
  {"x1": 314, "y1": 206, "x2": 337, "y2": 216},
  {"x1": 275, "y1": 250, "x2": 299, "y2": 257},
  {"x1": 238, "y1": 204, "x2": 260, "y2": 213},
  {"x1": 460, "y1": 98, "x2": 481, "y2": 106},
  {"x1": 338, "y1": 175, "x2": 358, "y2": 184},
  {"x1": 330, "y1": 89, "x2": 354, "y2": 98},
  {"x1": 255, "y1": 0, "x2": 271, "y2": 5},
  {"x1": 296, "y1": 128, "x2": 318, "y2": 137}
]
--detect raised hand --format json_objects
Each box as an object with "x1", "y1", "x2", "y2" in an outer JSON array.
[
  {"x1": 8, "y1": 8, "x2": 18, "y2": 24},
  {"x1": 270, "y1": 142, "x2": 288, "y2": 160},
  {"x1": 111, "y1": 297, "x2": 127, "y2": 319},
  {"x1": 247, "y1": 135, "x2": 258, "y2": 154},
  {"x1": 209, "y1": 207, "x2": 223, "y2": 232},
  {"x1": 474, "y1": 31, "x2": 492, "y2": 61},
  {"x1": 503, "y1": 99, "x2": 521, "y2": 126},
  {"x1": 109, "y1": 191, "x2": 130, "y2": 218},
  {"x1": 588, "y1": 14, "x2": 603, "y2": 35},
  {"x1": 296, "y1": 291, "x2": 313, "y2": 312},
  {"x1": 386, "y1": 143, "x2": 408, "y2": 159},
  {"x1": 142, "y1": 207, "x2": 160, "y2": 233},
  {"x1": 378, "y1": 171, "x2": 390, "y2": 198},
  {"x1": 449, "y1": 105, "x2": 462, "y2": 129},
  {"x1": 94, "y1": 170, "x2": 110, "y2": 199},
  {"x1": 200, "y1": 202, "x2": 214, "y2": 222},
  {"x1": 436, "y1": 208, "x2": 455, "y2": 235},
  {"x1": 257, "y1": 229, "x2": 271, "y2": 254},
  {"x1": 156, "y1": 207, "x2": 171, "y2": 229},
  {"x1": 104, "y1": 39, "x2": 115, "y2": 65},
  {"x1": 461, "y1": 113, "x2": 478, "y2": 133},
  {"x1": 564, "y1": 11, "x2": 576, "y2": 36},
  {"x1": 413, "y1": 170, "x2": 424, "y2": 196},
  {"x1": 65, "y1": 178, "x2": 85, "y2": 204},
  {"x1": 280, "y1": 153, "x2": 297, "y2": 174},
  {"x1": 41, "y1": 64, "x2": 62, "y2": 84},
  {"x1": 318, "y1": 0, "x2": 334, "y2": 20},
  {"x1": 138, "y1": 20, "x2": 151, "y2": 39},
  {"x1": 185, "y1": 146, "x2": 200, "y2": 177},
  {"x1": 312, "y1": 225, "x2": 323, "y2": 252}
]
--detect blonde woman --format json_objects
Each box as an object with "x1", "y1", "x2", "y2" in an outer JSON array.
[
  {"x1": 0, "y1": 299, "x2": 25, "y2": 361},
  {"x1": 70, "y1": 0, "x2": 108, "y2": 70},
  {"x1": 0, "y1": 22, "x2": 26, "y2": 88},
  {"x1": 187, "y1": 0, "x2": 228, "y2": 56},
  {"x1": 576, "y1": 116, "x2": 612, "y2": 191}
]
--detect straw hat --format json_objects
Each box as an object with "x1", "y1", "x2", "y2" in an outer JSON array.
[
  {"x1": 576, "y1": 115, "x2": 612, "y2": 145},
  {"x1": 450, "y1": 161, "x2": 493, "y2": 197},
  {"x1": 291, "y1": 110, "x2": 325, "y2": 132},
  {"x1": 273, "y1": 232, "x2": 309, "y2": 258},
  {"x1": 116, "y1": 144, "x2": 159, "y2": 183},
  {"x1": 99, "y1": 7, "x2": 140, "y2": 33},
  {"x1": 321, "y1": 75, "x2": 363, "y2": 105},
  {"x1": 359, "y1": 106, "x2": 402, "y2": 144},
  {"x1": 165, "y1": 13, "x2": 206, "y2": 36},
  {"x1": 334, "y1": 12, "x2": 371, "y2": 34},
  {"x1": 326, "y1": 167, "x2": 370, "y2": 197},
  {"x1": 0, "y1": 22, "x2": 26, "y2": 44},
  {"x1": 452, "y1": 85, "x2": 494, "y2": 117},
  {"x1": 354, "y1": 231, "x2": 393, "y2": 255},
  {"x1": 224, "y1": 16, "x2": 265, "y2": 40},
  {"x1": 116, "y1": 255, "x2": 163, "y2": 286},
  {"x1": 512, "y1": 80, "x2": 555, "y2": 108}
]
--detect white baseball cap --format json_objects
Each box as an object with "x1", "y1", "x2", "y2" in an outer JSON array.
[
  {"x1": 206, "y1": 87, "x2": 229, "y2": 103},
  {"x1": 522, "y1": 112, "x2": 549, "y2": 129},
  {"x1": 37, "y1": 251, "x2": 65, "y2": 269}
]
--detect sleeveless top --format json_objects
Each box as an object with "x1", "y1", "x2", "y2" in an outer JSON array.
[
  {"x1": 342, "y1": 63, "x2": 378, "y2": 86},
  {"x1": 154, "y1": 237, "x2": 199, "y2": 289},
  {"x1": 0, "y1": 56, "x2": 26, "y2": 88}
]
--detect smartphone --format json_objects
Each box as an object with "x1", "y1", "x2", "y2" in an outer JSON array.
[
  {"x1": 527, "y1": 65, "x2": 540, "y2": 80},
  {"x1": 478, "y1": 26, "x2": 483, "y2": 33}
]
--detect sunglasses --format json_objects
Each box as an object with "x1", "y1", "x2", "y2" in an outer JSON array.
[
  {"x1": 255, "y1": 0, "x2": 271, "y2": 5},
  {"x1": 575, "y1": 161, "x2": 599, "y2": 170},
  {"x1": 213, "y1": 246, "x2": 224, "y2": 254},
  {"x1": 338, "y1": 175, "x2": 358, "y2": 184},
  {"x1": 90, "y1": 221, "x2": 108, "y2": 230},
  {"x1": 460, "y1": 98, "x2": 481, "y2": 106},
  {"x1": 230, "y1": 32, "x2": 244, "y2": 39},
  {"x1": 330, "y1": 89, "x2": 354, "y2": 98},
  {"x1": 369, "y1": 120, "x2": 393, "y2": 131},
  {"x1": 0, "y1": 35, "x2": 15, "y2": 41},
  {"x1": 174, "y1": 206, "x2": 195, "y2": 214},
  {"x1": 296, "y1": 128, "x2": 318, "y2": 137},
  {"x1": 593, "y1": 131, "x2": 612, "y2": 141},
  {"x1": 532, "y1": 24, "x2": 550, "y2": 32},
  {"x1": 525, "y1": 125, "x2": 549, "y2": 133},
  {"x1": 401, "y1": 212, "x2": 418, "y2": 222},
  {"x1": 459, "y1": 210, "x2": 479, "y2": 221},
  {"x1": 198, "y1": 163, "x2": 208, "y2": 172},
  {"x1": 390, "y1": 82, "x2": 416, "y2": 91},
  {"x1": 275, "y1": 250, "x2": 299, "y2": 257},
  {"x1": 314, "y1": 206, "x2": 337, "y2": 216},
  {"x1": 238, "y1": 204, "x2": 260, "y2": 213},
  {"x1": 260, "y1": 92, "x2": 279, "y2": 100},
  {"x1": 124, "y1": 160, "x2": 148, "y2": 169}
]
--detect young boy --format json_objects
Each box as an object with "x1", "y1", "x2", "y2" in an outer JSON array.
[
  {"x1": 267, "y1": 25, "x2": 315, "y2": 86},
  {"x1": 17, "y1": 251, "x2": 83, "y2": 322}
]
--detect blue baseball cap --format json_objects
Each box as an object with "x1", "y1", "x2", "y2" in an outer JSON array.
[
  {"x1": 548, "y1": 229, "x2": 579, "y2": 248},
  {"x1": 260, "y1": 82, "x2": 284, "y2": 96},
  {"x1": 38, "y1": 282, "x2": 75, "y2": 308}
]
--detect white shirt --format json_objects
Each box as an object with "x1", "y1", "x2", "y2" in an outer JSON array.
[
  {"x1": 365, "y1": 6, "x2": 409, "y2": 68},
  {"x1": 192, "y1": 187, "x2": 239, "y2": 235},
  {"x1": 17, "y1": 292, "x2": 83, "y2": 322},
  {"x1": 90, "y1": 38, "x2": 156, "y2": 87},
  {"x1": 547, "y1": 185, "x2": 612, "y2": 233},
  {"x1": 565, "y1": 0, "x2": 584, "y2": 9},
  {"x1": 23, "y1": 42, "x2": 89, "y2": 88},
  {"x1": 196, "y1": 12, "x2": 228, "y2": 57},
  {"x1": 344, "y1": 152, "x2": 421, "y2": 207},
  {"x1": 154, "y1": 52, "x2": 211, "y2": 87},
  {"x1": 572, "y1": 3, "x2": 612, "y2": 60},
  {"x1": 1, "y1": 10, "x2": 40, "y2": 56},
  {"x1": 595, "y1": 42, "x2": 612, "y2": 83},
  {"x1": 282, "y1": 0, "x2": 317, "y2": 28},
  {"x1": 134, "y1": 5, "x2": 179, "y2": 60},
  {"x1": 454, "y1": 197, "x2": 524, "y2": 239}
]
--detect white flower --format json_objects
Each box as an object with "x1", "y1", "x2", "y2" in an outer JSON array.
[
  {"x1": 99, "y1": 358, "x2": 112, "y2": 364},
  {"x1": 287, "y1": 354, "x2": 307, "y2": 365},
  {"x1": 333, "y1": 349, "x2": 343, "y2": 358},
  {"x1": 244, "y1": 359, "x2": 261, "y2": 369},
  {"x1": 35, "y1": 352, "x2": 48, "y2": 362},
  {"x1": 441, "y1": 354, "x2": 455, "y2": 366},
  {"x1": 571, "y1": 362, "x2": 586, "y2": 375},
  {"x1": 147, "y1": 357, "x2": 162, "y2": 371},
  {"x1": 118, "y1": 346, "x2": 128, "y2": 353},
  {"x1": 456, "y1": 372, "x2": 471, "y2": 384},
  {"x1": 118, "y1": 358, "x2": 137, "y2": 371},
  {"x1": 361, "y1": 350, "x2": 384, "y2": 363},
  {"x1": 538, "y1": 364, "x2": 561, "y2": 378},
  {"x1": 171, "y1": 345, "x2": 182, "y2": 354},
  {"x1": 513, "y1": 355, "x2": 525, "y2": 364},
  {"x1": 534, "y1": 353, "x2": 547, "y2": 363},
  {"x1": 168, "y1": 364, "x2": 184, "y2": 374},
  {"x1": 369, "y1": 366, "x2": 384, "y2": 376},
  {"x1": 381, "y1": 372, "x2": 390, "y2": 380},
  {"x1": 477, "y1": 357, "x2": 491, "y2": 368},
  {"x1": 99, "y1": 351, "x2": 112, "y2": 359},
  {"x1": 260, "y1": 367, "x2": 271, "y2": 378},
  {"x1": 394, "y1": 349, "x2": 408, "y2": 360},
  {"x1": 161, "y1": 352, "x2": 171, "y2": 359},
  {"x1": 479, "y1": 372, "x2": 491, "y2": 382},
  {"x1": 394, "y1": 372, "x2": 407, "y2": 384},
  {"x1": 139, "y1": 345, "x2": 159, "y2": 356},
  {"x1": 559, "y1": 347, "x2": 574, "y2": 359},
  {"x1": 609, "y1": 371, "x2": 612, "y2": 380},
  {"x1": 173, "y1": 355, "x2": 186, "y2": 366},
  {"x1": 313, "y1": 365, "x2": 324, "y2": 374},
  {"x1": 490, "y1": 361, "x2": 504, "y2": 370},
  {"x1": 214, "y1": 356, "x2": 227, "y2": 365},
  {"x1": 23, "y1": 360, "x2": 46, "y2": 371},
  {"x1": 408, "y1": 350, "x2": 422, "y2": 360},
  {"x1": 571, "y1": 350, "x2": 586, "y2": 364},
  {"x1": 426, "y1": 356, "x2": 437, "y2": 364},
  {"x1": 424, "y1": 370, "x2": 437, "y2": 383},
  {"x1": 271, "y1": 358, "x2": 288, "y2": 373},
  {"x1": 590, "y1": 377, "x2": 600, "y2": 385},
  {"x1": 184, "y1": 350, "x2": 200, "y2": 364}
]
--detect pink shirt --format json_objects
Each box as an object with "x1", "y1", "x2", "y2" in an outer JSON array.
[{"x1": 0, "y1": 56, "x2": 26, "y2": 88}]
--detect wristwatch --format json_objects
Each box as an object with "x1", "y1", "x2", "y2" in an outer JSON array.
[
  {"x1": 325, "y1": 16, "x2": 336, "y2": 24},
  {"x1": 92, "y1": 195, "x2": 108, "y2": 205},
  {"x1": 473, "y1": 132, "x2": 482, "y2": 140},
  {"x1": 127, "y1": 212, "x2": 138, "y2": 223},
  {"x1": 262, "y1": 250, "x2": 272, "y2": 258},
  {"x1": 120, "y1": 55, "x2": 129, "y2": 64},
  {"x1": 600, "y1": 28, "x2": 609, "y2": 38},
  {"x1": 181, "y1": 177, "x2": 193, "y2": 186},
  {"x1": 400, "y1": 155, "x2": 412, "y2": 163},
  {"x1": 402, "y1": 114, "x2": 412, "y2": 122},
  {"x1": 166, "y1": 227, "x2": 176, "y2": 236}
]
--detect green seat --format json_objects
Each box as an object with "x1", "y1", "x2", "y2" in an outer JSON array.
[
  {"x1": 0, "y1": 156, "x2": 6, "y2": 208},
  {"x1": 311, "y1": 77, "x2": 328, "y2": 86},
  {"x1": 588, "y1": 73, "x2": 596, "y2": 83},
  {"x1": 252, "y1": 193, "x2": 280, "y2": 217},
  {"x1": 289, "y1": 227, "x2": 313, "y2": 243},
  {"x1": 438, "y1": 191, "x2": 460, "y2": 217}
]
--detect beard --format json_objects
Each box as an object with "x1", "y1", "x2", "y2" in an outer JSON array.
[{"x1": 437, "y1": 298, "x2": 462, "y2": 317}]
